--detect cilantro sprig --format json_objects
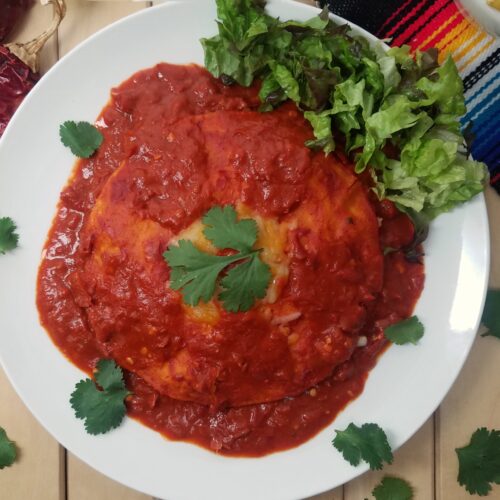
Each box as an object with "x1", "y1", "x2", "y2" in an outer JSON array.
[
  {"x1": 372, "y1": 476, "x2": 414, "y2": 500},
  {"x1": 456, "y1": 428, "x2": 500, "y2": 496},
  {"x1": 0, "y1": 217, "x2": 19, "y2": 255},
  {"x1": 481, "y1": 290, "x2": 500, "y2": 339},
  {"x1": 0, "y1": 427, "x2": 16, "y2": 469},
  {"x1": 332, "y1": 422, "x2": 393, "y2": 470},
  {"x1": 59, "y1": 121, "x2": 103, "y2": 158},
  {"x1": 384, "y1": 316, "x2": 425, "y2": 345},
  {"x1": 70, "y1": 359, "x2": 130, "y2": 435},
  {"x1": 164, "y1": 205, "x2": 271, "y2": 313}
]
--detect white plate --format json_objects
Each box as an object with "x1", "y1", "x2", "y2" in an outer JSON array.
[
  {"x1": 457, "y1": 0, "x2": 500, "y2": 35},
  {"x1": 0, "y1": 1, "x2": 490, "y2": 499}
]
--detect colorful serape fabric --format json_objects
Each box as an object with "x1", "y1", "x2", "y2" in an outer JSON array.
[{"x1": 319, "y1": 0, "x2": 500, "y2": 192}]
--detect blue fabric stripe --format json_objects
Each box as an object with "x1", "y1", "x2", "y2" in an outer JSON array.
[
  {"x1": 474, "y1": 139, "x2": 499, "y2": 165},
  {"x1": 480, "y1": 142, "x2": 500, "y2": 168},
  {"x1": 475, "y1": 129, "x2": 500, "y2": 155},
  {"x1": 464, "y1": 108, "x2": 500, "y2": 172},
  {"x1": 465, "y1": 74, "x2": 498, "y2": 105},
  {"x1": 470, "y1": 125, "x2": 500, "y2": 164},
  {"x1": 470, "y1": 105, "x2": 500, "y2": 144},
  {"x1": 462, "y1": 86, "x2": 500, "y2": 125}
]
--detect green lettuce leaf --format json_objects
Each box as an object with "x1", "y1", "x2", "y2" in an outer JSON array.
[
  {"x1": 215, "y1": 0, "x2": 272, "y2": 51},
  {"x1": 416, "y1": 56, "x2": 466, "y2": 117},
  {"x1": 202, "y1": 0, "x2": 488, "y2": 220},
  {"x1": 377, "y1": 53, "x2": 401, "y2": 94},
  {"x1": 304, "y1": 110, "x2": 335, "y2": 153},
  {"x1": 357, "y1": 95, "x2": 420, "y2": 171},
  {"x1": 268, "y1": 62, "x2": 301, "y2": 102},
  {"x1": 385, "y1": 134, "x2": 488, "y2": 216},
  {"x1": 387, "y1": 45, "x2": 414, "y2": 69},
  {"x1": 279, "y1": 7, "x2": 330, "y2": 31}
]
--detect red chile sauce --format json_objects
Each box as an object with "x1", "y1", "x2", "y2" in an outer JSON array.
[{"x1": 37, "y1": 64, "x2": 425, "y2": 457}]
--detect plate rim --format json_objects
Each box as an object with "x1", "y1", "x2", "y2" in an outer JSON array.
[{"x1": 0, "y1": 1, "x2": 491, "y2": 499}]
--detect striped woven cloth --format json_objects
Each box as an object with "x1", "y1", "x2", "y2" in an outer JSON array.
[{"x1": 319, "y1": 0, "x2": 500, "y2": 192}]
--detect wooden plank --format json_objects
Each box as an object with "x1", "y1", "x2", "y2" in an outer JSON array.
[
  {"x1": 0, "y1": 369, "x2": 64, "y2": 499},
  {"x1": 344, "y1": 419, "x2": 434, "y2": 499},
  {"x1": 436, "y1": 339, "x2": 500, "y2": 499},
  {"x1": 57, "y1": 0, "x2": 148, "y2": 58},
  {"x1": 485, "y1": 186, "x2": 500, "y2": 287},
  {"x1": 67, "y1": 453, "x2": 150, "y2": 500},
  {"x1": 436, "y1": 186, "x2": 500, "y2": 499},
  {"x1": 5, "y1": 1, "x2": 59, "y2": 75}
]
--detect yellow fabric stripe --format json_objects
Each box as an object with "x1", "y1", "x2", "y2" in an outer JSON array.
[
  {"x1": 436, "y1": 19, "x2": 469, "y2": 51},
  {"x1": 453, "y1": 30, "x2": 488, "y2": 62},
  {"x1": 438, "y1": 23, "x2": 479, "y2": 58},
  {"x1": 458, "y1": 37, "x2": 495, "y2": 71}
]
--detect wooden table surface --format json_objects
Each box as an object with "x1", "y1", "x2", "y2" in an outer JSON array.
[{"x1": 1, "y1": 1, "x2": 499, "y2": 499}]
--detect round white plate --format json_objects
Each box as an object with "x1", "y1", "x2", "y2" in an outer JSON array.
[{"x1": 0, "y1": 1, "x2": 490, "y2": 499}]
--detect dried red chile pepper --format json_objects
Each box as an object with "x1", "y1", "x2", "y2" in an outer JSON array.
[
  {"x1": 0, "y1": 0, "x2": 33, "y2": 43},
  {"x1": 0, "y1": 45, "x2": 38, "y2": 136},
  {"x1": 0, "y1": 0, "x2": 66, "y2": 137}
]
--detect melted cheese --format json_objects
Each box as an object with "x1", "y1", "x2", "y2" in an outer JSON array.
[
  {"x1": 250, "y1": 212, "x2": 290, "y2": 304},
  {"x1": 172, "y1": 204, "x2": 290, "y2": 323}
]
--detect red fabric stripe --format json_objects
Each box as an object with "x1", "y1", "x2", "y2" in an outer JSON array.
[
  {"x1": 400, "y1": 2, "x2": 461, "y2": 50},
  {"x1": 377, "y1": 0, "x2": 418, "y2": 35},
  {"x1": 388, "y1": 0, "x2": 453, "y2": 45},
  {"x1": 419, "y1": 9, "x2": 465, "y2": 51},
  {"x1": 491, "y1": 171, "x2": 500, "y2": 184},
  {"x1": 383, "y1": 0, "x2": 429, "y2": 37}
]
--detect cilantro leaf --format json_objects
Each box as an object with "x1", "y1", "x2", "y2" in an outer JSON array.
[
  {"x1": 372, "y1": 476, "x2": 413, "y2": 500},
  {"x1": 333, "y1": 423, "x2": 393, "y2": 470},
  {"x1": 481, "y1": 289, "x2": 500, "y2": 339},
  {"x1": 219, "y1": 253, "x2": 271, "y2": 312},
  {"x1": 456, "y1": 428, "x2": 500, "y2": 496},
  {"x1": 165, "y1": 240, "x2": 246, "y2": 306},
  {"x1": 70, "y1": 359, "x2": 130, "y2": 435},
  {"x1": 0, "y1": 217, "x2": 19, "y2": 255},
  {"x1": 203, "y1": 205, "x2": 257, "y2": 252},
  {"x1": 0, "y1": 427, "x2": 16, "y2": 469},
  {"x1": 384, "y1": 316, "x2": 424, "y2": 345},
  {"x1": 94, "y1": 359, "x2": 127, "y2": 392},
  {"x1": 164, "y1": 205, "x2": 271, "y2": 312},
  {"x1": 59, "y1": 121, "x2": 103, "y2": 158}
]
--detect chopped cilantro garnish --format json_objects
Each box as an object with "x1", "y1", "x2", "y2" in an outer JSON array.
[
  {"x1": 384, "y1": 316, "x2": 425, "y2": 345},
  {"x1": 70, "y1": 359, "x2": 130, "y2": 435},
  {"x1": 481, "y1": 290, "x2": 500, "y2": 339},
  {"x1": 456, "y1": 428, "x2": 500, "y2": 496},
  {"x1": 332, "y1": 422, "x2": 393, "y2": 470},
  {"x1": 59, "y1": 120, "x2": 103, "y2": 158},
  {"x1": 0, "y1": 217, "x2": 19, "y2": 255},
  {"x1": 0, "y1": 427, "x2": 16, "y2": 469},
  {"x1": 164, "y1": 205, "x2": 271, "y2": 313},
  {"x1": 372, "y1": 476, "x2": 414, "y2": 500}
]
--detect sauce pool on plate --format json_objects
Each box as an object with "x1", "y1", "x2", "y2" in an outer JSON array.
[{"x1": 37, "y1": 63, "x2": 424, "y2": 456}]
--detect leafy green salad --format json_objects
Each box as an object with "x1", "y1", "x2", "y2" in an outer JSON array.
[{"x1": 201, "y1": 0, "x2": 488, "y2": 220}]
